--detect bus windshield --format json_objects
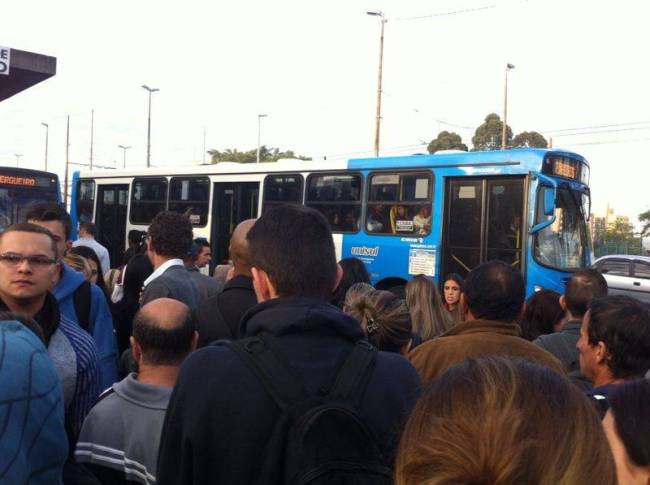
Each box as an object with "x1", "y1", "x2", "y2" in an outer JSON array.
[
  {"x1": 534, "y1": 186, "x2": 588, "y2": 270},
  {"x1": 0, "y1": 187, "x2": 59, "y2": 231}
]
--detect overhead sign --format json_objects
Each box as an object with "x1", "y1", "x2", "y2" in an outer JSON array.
[{"x1": 0, "y1": 47, "x2": 9, "y2": 75}]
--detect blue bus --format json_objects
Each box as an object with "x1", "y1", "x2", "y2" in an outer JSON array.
[
  {"x1": 0, "y1": 166, "x2": 61, "y2": 231},
  {"x1": 71, "y1": 148, "x2": 591, "y2": 294}
]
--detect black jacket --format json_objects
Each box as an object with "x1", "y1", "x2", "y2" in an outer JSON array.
[
  {"x1": 194, "y1": 274, "x2": 257, "y2": 345},
  {"x1": 157, "y1": 297, "x2": 421, "y2": 485}
]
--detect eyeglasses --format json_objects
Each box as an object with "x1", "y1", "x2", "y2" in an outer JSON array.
[{"x1": 0, "y1": 253, "x2": 58, "y2": 268}]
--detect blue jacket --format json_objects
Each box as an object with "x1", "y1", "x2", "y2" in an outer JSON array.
[
  {"x1": 53, "y1": 264, "x2": 118, "y2": 391},
  {"x1": 0, "y1": 320, "x2": 68, "y2": 485},
  {"x1": 157, "y1": 297, "x2": 421, "y2": 484}
]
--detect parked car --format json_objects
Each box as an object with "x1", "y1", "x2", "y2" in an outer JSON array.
[{"x1": 592, "y1": 255, "x2": 650, "y2": 303}]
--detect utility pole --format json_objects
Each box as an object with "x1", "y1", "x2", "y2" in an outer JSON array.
[
  {"x1": 203, "y1": 126, "x2": 206, "y2": 163},
  {"x1": 142, "y1": 85, "x2": 159, "y2": 168},
  {"x1": 41, "y1": 122, "x2": 49, "y2": 171},
  {"x1": 89, "y1": 108, "x2": 94, "y2": 170},
  {"x1": 64, "y1": 115, "x2": 70, "y2": 205},
  {"x1": 367, "y1": 11, "x2": 387, "y2": 157},
  {"x1": 257, "y1": 114, "x2": 267, "y2": 163},
  {"x1": 118, "y1": 145, "x2": 132, "y2": 168},
  {"x1": 501, "y1": 63, "x2": 515, "y2": 149},
  {"x1": 14, "y1": 153, "x2": 22, "y2": 167}
]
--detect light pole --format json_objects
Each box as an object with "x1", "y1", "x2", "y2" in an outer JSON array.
[
  {"x1": 41, "y1": 122, "x2": 49, "y2": 171},
  {"x1": 257, "y1": 114, "x2": 267, "y2": 163},
  {"x1": 118, "y1": 145, "x2": 132, "y2": 169},
  {"x1": 142, "y1": 85, "x2": 159, "y2": 167},
  {"x1": 501, "y1": 63, "x2": 515, "y2": 149},
  {"x1": 14, "y1": 153, "x2": 22, "y2": 167},
  {"x1": 367, "y1": 10, "x2": 386, "y2": 157}
]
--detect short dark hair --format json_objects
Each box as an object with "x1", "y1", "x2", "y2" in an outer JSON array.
[
  {"x1": 608, "y1": 379, "x2": 650, "y2": 467},
  {"x1": 247, "y1": 205, "x2": 337, "y2": 299},
  {"x1": 565, "y1": 269, "x2": 608, "y2": 318},
  {"x1": 331, "y1": 257, "x2": 371, "y2": 308},
  {"x1": 464, "y1": 260, "x2": 525, "y2": 322},
  {"x1": 132, "y1": 307, "x2": 194, "y2": 366},
  {"x1": 148, "y1": 211, "x2": 193, "y2": 259},
  {"x1": 24, "y1": 202, "x2": 72, "y2": 240},
  {"x1": 78, "y1": 221, "x2": 97, "y2": 236},
  {"x1": 0, "y1": 222, "x2": 59, "y2": 259},
  {"x1": 128, "y1": 229, "x2": 144, "y2": 245},
  {"x1": 519, "y1": 289, "x2": 564, "y2": 341},
  {"x1": 587, "y1": 296, "x2": 650, "y2": 379}
]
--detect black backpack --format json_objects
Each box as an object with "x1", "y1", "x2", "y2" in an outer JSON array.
[
  {"x1": 227, "y1": 335, "x2": 393, "y2": 485},
  {"x1": 73, "y1": 281, "x2": 92, "y2": 332}
]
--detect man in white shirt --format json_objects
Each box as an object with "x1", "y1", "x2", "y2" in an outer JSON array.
[
  {"x1": 140, "y1": 211, "x2": 199, "y2": 311},
  {"x1": 73, "y1": 222, "x2": 111, "y2": 275}
]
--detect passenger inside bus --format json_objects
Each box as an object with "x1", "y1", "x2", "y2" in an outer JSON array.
[
  {"x1": 413, "y1": 206, "x2": 432, "y2": 235},
  {"x1": 367, "y1": 204, "x2": 389, "y2": 233}
]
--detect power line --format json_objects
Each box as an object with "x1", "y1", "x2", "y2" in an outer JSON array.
[
  {"x1": 552, "y1": 126, "x2": 650, "y2": 138},
  {"x1": 395, "y1": 4, "x2": 497, "y2": 21},
  {"x1": 543, "y1": 121, "x2": 650, "y2": 135},
  {"x1": 558, "y1": 137, "x2": 650, "y2": 147}
]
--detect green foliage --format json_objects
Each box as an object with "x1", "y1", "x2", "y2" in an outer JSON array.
[
  {"x1": 603, "y1": 218, "x2": 636, "y2": 243},
  {"x1": 471, "y1": 113, "x2": 512, "y2": 151},
  {"x1": 207, "y1": 146, "x2": 310, "y2": 164},
  {"x1": 639, "y1": 208, "x2": 650, "y2": 237},
  {"x1": 512, "y1": 131, "x2": 548, "y2": 148},
  {"x1": 427, "y1": 131, "x2": 468, "y2": 154}
]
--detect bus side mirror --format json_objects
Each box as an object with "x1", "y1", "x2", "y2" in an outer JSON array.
[{"x1": 543, "y1": 187, "x2": 555, "y2": 216}]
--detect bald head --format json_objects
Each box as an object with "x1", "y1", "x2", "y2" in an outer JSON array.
[
  {"x1": 229, "y1": 219, "x2": 256, "y2": 276},
  {"x1": 132, "y1": 298, "x2": 194, "y2": 365}
]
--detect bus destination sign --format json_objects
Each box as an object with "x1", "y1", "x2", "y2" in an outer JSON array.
[{"x1": 0, "y1": 173, "x2": 57, "y2": 188}]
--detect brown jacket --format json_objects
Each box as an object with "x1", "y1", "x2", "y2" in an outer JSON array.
[{"x1": 409, "y1": 319, "x2": 565, "y2": 385}]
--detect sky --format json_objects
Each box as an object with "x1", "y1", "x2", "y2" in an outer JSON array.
[{"x1": 2, "y1": 0, "x2": 650, "y2": 228}]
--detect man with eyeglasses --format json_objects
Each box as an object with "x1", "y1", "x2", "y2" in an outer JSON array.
[
  {"x1": 0, "y1": 223, "x2": 99, "y2": 442},
  {"x1": 25, "y1": 202, "x2": 118, "y2": 391}
]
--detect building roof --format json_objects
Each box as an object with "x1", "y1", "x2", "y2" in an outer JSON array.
[{"x1": 0, "y1": 48, "x2": 57, "y2": 102}]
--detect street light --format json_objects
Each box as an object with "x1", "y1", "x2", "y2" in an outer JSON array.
[
  {"x1": 367, "y1": 10, "x2": 387, "y2": 157},
  {"x1": 14, "y1": 153, "x2": 22, "y2": 167},
  {"x1": 118, "y1": 145, "x2": 132, "y2": 169},
  {"x1": 257, "y1": 114, "x2": 268, "y2": 163},
  {"x1": 41, "y1": 122, "x2": 49, "y2": 171},
  {"x1": 501, "y1": 63, "x2": 515, "y2": 149},
  {"x1": 142, "y1": 84, "x2": 160, "y2": 168}
]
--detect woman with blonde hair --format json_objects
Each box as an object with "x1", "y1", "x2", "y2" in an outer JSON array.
[
  {"x1": 405, "y1": 275, "x2": 454, "y2": 341},
  {"x1": 344, "y1": 289, "x2": 412, "y2": 355},
  {"x1": 396, "y1": 356, "x2": 616, "y2": 485}
]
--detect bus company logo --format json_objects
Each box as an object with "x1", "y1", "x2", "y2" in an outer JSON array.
[
  {"x1": 0, "y1": 176, "x2": 36, "y2": 187},
  {"x1": 351, "y1": 246, "x2": 380, "y2": 257}
]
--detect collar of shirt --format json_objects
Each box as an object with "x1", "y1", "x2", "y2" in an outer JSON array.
[{"x1": 143, "y1": 258, "x2": 184, "y2": 287}]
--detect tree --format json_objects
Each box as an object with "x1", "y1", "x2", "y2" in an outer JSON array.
[
  {"x1": 512, "y1": 131, "x2": 548, "y2": 148},
  {"x1": 472, "y1": 113, "x2": 512, "y2": 151},
  {"x1": 639, "y1": 208, "x2": 650, "y2": 237},
  {"x1": 603, "y1": 217, "x2": 636, "y2": 244},
  {"x1": 207, "y1": 146, "x2": 310, "y2": 164},
  {"x1": 427, "y1": 131, "x2": 468, "y2": 154}
]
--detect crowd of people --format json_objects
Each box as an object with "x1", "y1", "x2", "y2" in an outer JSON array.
[{"x1": 0, "y1": 202, "x2": 649, "y2": 484}]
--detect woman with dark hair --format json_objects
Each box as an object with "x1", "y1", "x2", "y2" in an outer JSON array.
[
  {"x1": 112, "y1": 253, "x2": 153, "y2": 356},
  {"x1": 603, "y1": 379, "x2": 650, "y2": 484},
  {"x1": 396, "y1": 356, "x2": 616, "y2": 485},
  {"x1": 405, "y1": 275, "x2": 454, "y2": 341},
  {"x1": 442, "y1": 273, "x2": 465, "y2": 322},
  {"x1": 330, "y1": 257, "x2": 371, "y2": 308},
  {"x1": 344, "y1": 289, "x2": 412, "y2": 355},
  {"x1": 519, "y1": 289, "x2": 565, "y2": 341},
  {"x1": 69, "y1": 245, "x2": 108, "y2": 296}
]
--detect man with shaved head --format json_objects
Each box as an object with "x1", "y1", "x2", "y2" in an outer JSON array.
[
  {"x1": 195, "y1": 219, "x2": 258, "y2": 344},
  {"x1": 75, "y1": 298, "x2": 197, "y2": 484}
]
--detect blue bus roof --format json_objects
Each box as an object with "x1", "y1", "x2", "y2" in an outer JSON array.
[{"x1": 348, "y1": 148, "x2": 587, "y2": 171}]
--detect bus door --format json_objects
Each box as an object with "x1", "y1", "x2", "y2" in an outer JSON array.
[
  {"x1": 442, "y1": 176, "x2": 525, "y2": 278},
  {"x1": 211, "y1": 182, "x2": 259, "y2": 265},
  {"x1": 95, "y1": 184, "x2": 129, "y2": 268}
]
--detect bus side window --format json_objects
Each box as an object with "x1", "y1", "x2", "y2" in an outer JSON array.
[
  {"x1": 262, "y1": 174, "x2": 303, "y2": 212},
  {"x1": 168, "y1": 176, "x2": 210, "y2": 226},
  {"x1": 76, "y1": 179, "x2": 95, "y2": 223},
  {"x1": 130, "y1": 177, "x2": 168, "y2": 224},
  {"x1": 366, "y1": 172, "x2": 433, "y2": 235},
  {"x1": 306, "y1": 173, "x2": 361, "y2": 233}
]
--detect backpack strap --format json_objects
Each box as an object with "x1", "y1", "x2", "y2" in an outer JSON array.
[
  {"x1": 227, "y1": 335, "x2": 304, "y2": 411},
  {"x1": 328, "y1": 340, "x2": 377, "y2": 407},
  {"x1": 73, "y1": 281, "x2": 92, "y2": 332}
]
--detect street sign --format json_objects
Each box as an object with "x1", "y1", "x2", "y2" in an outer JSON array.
[{"x1": 0, "y1": 47, "x2": 9, "y2": 75}]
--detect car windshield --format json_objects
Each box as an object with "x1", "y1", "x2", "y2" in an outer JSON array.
[
  {"x1": 534, "y1": 186, "x2": 588, "y2": 270},
  {"x1": 0, "y1": 188, "x2": 59, "y2": 231}
]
